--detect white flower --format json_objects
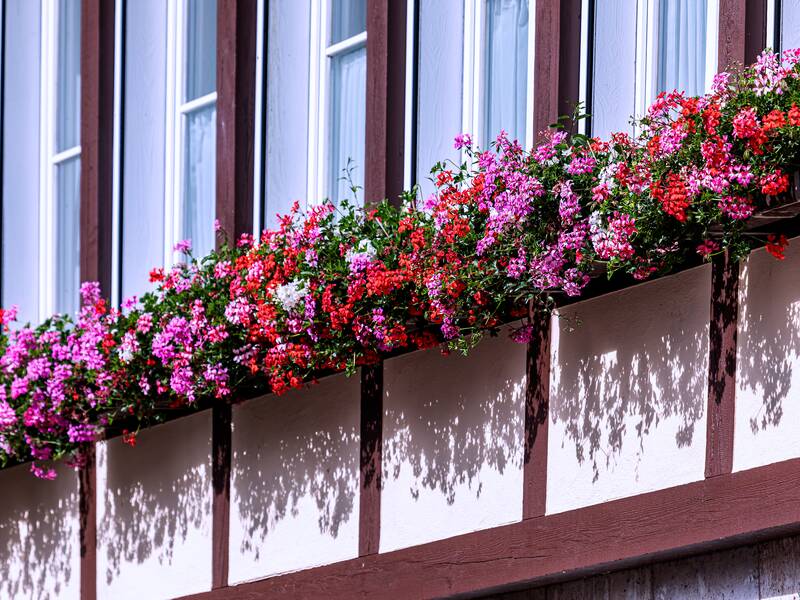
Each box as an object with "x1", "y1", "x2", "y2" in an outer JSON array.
[
  {"x1": 273, "y1": 281, "x2": 305, "y2": 312},
  {"x1": 346, "y1": 239, "x2": 377, "y2": 264}
]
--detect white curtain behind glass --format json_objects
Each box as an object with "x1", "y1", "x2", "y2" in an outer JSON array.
[
  {"x1": 656, "y1": 0, "x2": 707, "y2": 97},
  {"x1": 328, "y1": 46, "x2": 366, "y2": 206},
  {"x1": 484, "y1": 0, "x2": 529, "y2": 144},
  {"x1": 183, "y1": 105, "x2": 217, "y2": 258},
  {"x1": 55, "y1": 0, "x2": 81, "y2": 316},
  {"x1": 181, "y1": 0, "x2": 217, "y2": 259}
]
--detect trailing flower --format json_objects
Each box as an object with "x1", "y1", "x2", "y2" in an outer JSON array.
[{"x1": 3, "y1": 48, "x2": 800, "y2": 477}]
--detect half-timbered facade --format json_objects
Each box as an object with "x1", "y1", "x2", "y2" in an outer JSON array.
[{"x1": 2, "y1": 1, "x2": 800, "y2": 599}]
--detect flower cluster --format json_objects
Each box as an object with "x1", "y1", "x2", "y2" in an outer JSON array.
[{"x1": 2, "y1": 48, "x2": 800, "y2": 477}]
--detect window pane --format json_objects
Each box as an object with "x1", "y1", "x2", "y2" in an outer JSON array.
[
  {"x1": 330, "y1": 0, "x2": 366, "y2": 44},
  {"x1": 185, "y1": 0, "x2": 217, "y2": 101},
  {"x1": 56, "y1": 0, "x2": 81, "y2": 152},
  {"x1": 55, "y1": 156, "x2": 80, "y2": 316},
  {"x1": 182, "y1": 104, "x2": 217, "y2": 258},
  {"x1": 328, "y1": 46, "x2": 366, "y2": 206},
  {"x1": 656, "y1": 0, "x2": 707, "y2": 97},
  {"x1": 484, "y1": 0, "x2": 529, "y2": 144}
]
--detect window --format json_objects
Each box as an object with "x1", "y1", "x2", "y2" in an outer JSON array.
[
  {"x1": 464, "y1": 0, "x2": 534, "y2": 148},
  {"x1": 308, "y1": 0, "x2": 367, "y2": 206},
  {"x1": 40, "y1": 0, "x2": 81, "y2": 317},
  {"x1": 586, "y1": 0, "x2": 718, "y2": 138},
  {"x1": 166, "y1": 0, "x2": 217, "y2": 262}
]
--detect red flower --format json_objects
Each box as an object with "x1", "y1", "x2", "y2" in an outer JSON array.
[
  {"x1": 789, "y1": 104, "x2": 800, "y2": 126},
  {"x1": 760, "y1": 170, "x2": 790, "y2": 196},
  {"x1": 651, "y1": 174, "x2": 691, "y2": 222},
  {"x1": 149, "y1": 268, "x2": 165, "y2": 283},
  {"x1": 766, "y1": 234, "x2": 789, "y2": 260},
  {"x1": 762, "y1": 109, "x2": 786, "y2": 132}
]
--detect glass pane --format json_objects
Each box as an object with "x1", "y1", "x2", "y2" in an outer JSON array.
[
  {"x1": 182, "y1": 104, "x2": 217, "y2": 258},
  {"x1": 56, "y1": 0, "x2": 81, "y2": 152},
  {"x1": 656, "y1": 0, "x2": 707, "y2": 97},
  {"x1": 330, "y1": 0, "x2": 366, "y2": 44},
  {"x1": 55, "y1": 156, "x2": 81, "y2": 316},
  {"x1": 328, "y1": 46, "x2": 366, "y2": 206},
  {"x1": 185, "y1": 0, "x2": 217, "y2": 101},
  {"x1": 484, "y1": 0, "x2": 529, "y2": 144}
]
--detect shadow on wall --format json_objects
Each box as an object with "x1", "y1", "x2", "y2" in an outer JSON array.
[
  {"x1": 231, "y1": 375, "x2": 360, "y2": 561},
  {"x1": 382, "y1": 332, "x2": 526, "y2": 505},
  {"x1": 551, "y1": 268, "x2": 709, "y2": 484},
  {"x1": 0, "y1": 462, "x2": 78, "y2": 600},
  {"x1": 737, "y1": 249, "x2": 800, "y2": 434},
  {"x1": 97, "y1": 415, "x2": 210, "y2": 586}
]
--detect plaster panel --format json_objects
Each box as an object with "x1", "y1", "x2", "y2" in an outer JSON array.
[
  {"x1": 734, "y1": 239, "x2": 800, "y2": 472},
  {"x1": 0, "y1": 461, "x2": 80, "y2": 599},
  {"x1": 547, "y1": 265, "x2": 710, "y2": 514},
  {"x1": 96, "y1": 411, "x2": 212, "y2": 600},
  {"x1": 380, "y1": 331, "x2": 526, "y2": 552},
  {"x1": 229, "y1": 374, "x2": 360, "y2": 583}
]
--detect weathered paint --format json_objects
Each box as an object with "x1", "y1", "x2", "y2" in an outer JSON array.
[
  {"x1": 228, "y1": 373, "x2": 360, "y2": 583},
  {"x1": 96, "y1": 411, "x2": 213, "y2": 600},
  {"x1": 547, "y1": 265, "x2": 711, "y2": 514},
  {"x1": 380, "y1": 331, "x2": 526, "y2": 552}
]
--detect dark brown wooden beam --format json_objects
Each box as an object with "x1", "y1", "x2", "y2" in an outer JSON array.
[
  {"x1": 79, "y1": 445, "x2": 97, "y2": 600},
  {"x1": 80, "y1": 0, "x2": 115, "y2": 295},
  {"x1": 216, "y1": 0, "x2": 257, "y2": 243},
  {"x1": 178, "y1": 457, "x2": 800, "y2": 600},
  {"x1": 364, "y1": 0, "x2": 407, "y2": 206},
  {"x1": 523, "y1": 310, "x2": 550, "y2": 519},
  {"x1": 211, "y1": 403, "x2": 232, "y2": 588},
  {"x1": 359, "y1": 362, "x2": 383, "y2": 556},
  {"x1": 718, "y1": 0, "x2": 767, "y2": 71},
  {"x1": 705, "y1": 251, "x2": 739, "y2": 478},
  {"x1": 532, "y1": 0, "x2": 582, "y2": 141}
]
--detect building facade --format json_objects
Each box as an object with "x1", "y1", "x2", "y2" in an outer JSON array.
[{"x1": 1, "y1": 0, "x2": 800, "y2": 598}]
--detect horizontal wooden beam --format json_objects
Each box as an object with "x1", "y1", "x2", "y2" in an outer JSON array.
[{"x1": 177, "y1": 457, "x2": 800, "y2": 600}]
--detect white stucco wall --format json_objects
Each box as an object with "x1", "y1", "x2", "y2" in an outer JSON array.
[
  {"x1": 229, "y1": 374, "x2": 361, "y2": 583},
  {"x1": 380, "y1": 331, "x2": 526, "y2": 552},
  {"x1": 96, "y1": 411, "x2": 212, "y2": 600},
  {"x1": 0, "y1": 461, "x2": 80, "y2": 600},
  {"x1": 547, "y1": 265, "x2": 711, "y2": 514},
  {"x1": 734, "y1": 237, "x2": 800, "y2": 472}
]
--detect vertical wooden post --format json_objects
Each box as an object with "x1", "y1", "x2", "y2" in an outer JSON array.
[
  {"x1": 364, "y1": 0, "x2": 407, "y2": 206},
  {"x1": 523, "y1": 310, "x2": 551, "y2": 519},
  {"x1": 705, "y1": 251, "x2": 739, "y2": 478},
  {"x1": 79, "y1": 0, "x2": 115, "y2": 295},
  {"x1": 718, "y1": 0, "x2": 767, "y2": 72},
  {"x1": 211, "y1": 403, "x2": 232, "y2": 588},
  {"x1": 79, "y1": 445, "x2": 97, "y2": 600},
  {"x1": 359, "y1": 362, "x2": 383, "y2": 556},
  {"x1": 216, "y1": 0, "x2": 257, "y2": 242}
]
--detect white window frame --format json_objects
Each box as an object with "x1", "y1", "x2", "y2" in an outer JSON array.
[
  {"x1": 462, "y1": 0, "x2": 536, "y2": 151},
  {"x1": 111, "y1": 0, "x2": 124, "y2": 306},
  {"x1": 634, "y1": 0, "x2": 719, "y2": 119},
  {"x1": 252, "y1": 0, "x2": 266, "y2": 234},
  {"x1": 39, "y1": 0, "x2": 82, "y2": 319},
  {"x1": 307, "y1": 0, "x2": 368, "y2": 205},
  {"x1": 164, "y1": 0, "x2": 218, "y2": 266}
]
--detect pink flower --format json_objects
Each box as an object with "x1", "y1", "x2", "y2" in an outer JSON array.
[{"x1": 174, "y1": 239, "x2": 192, "y2": 254}]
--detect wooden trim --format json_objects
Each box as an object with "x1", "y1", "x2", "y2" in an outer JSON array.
[
  {"x1": 80, "y1": 0, "x2": 115, "y2": 294},
  {"x1": 359, "y1": 362, "x2": 383, "y2": 556},
  {"x1": 718, "y1": 0, "x2": 767, "y2": 71},
  {"x1": 211, "y1": 403, "x2": 232, "y2": 588},
  {"x1": 532, "y1": 0, "x2": 582, "y2": 142},
  {"x1": 523, "y1": 309, "x2": 550, "y2": 519},
  {"x1": 365, "y1": 0, "x2": 407, "y2": 206},
  {"x1": 705, "y1": 250, "x2": 739, "y2": 478},
  {"x1": 215, "y1": 0, "x2": 257, "y2": 243},
  {"x1": 79, "y1": 444, "x2": 97, "y2": 600},
  {"x1": 177, "y1": 457, "x2": 800, "y2": 600}
]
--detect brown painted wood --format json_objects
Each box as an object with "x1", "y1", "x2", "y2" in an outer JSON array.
[
  {"x1": 79, "y1": 0, "x2": 115, "y2": 295},
  {"x1": 744, "y1": 0, "x2": 768, "y2": 65},
  {"x1": 359, "y1": 362, "x2": 383, "y2": 556},
  {"x1": 216, "y1": 0, "x2": 256, "y2": 244},
  {"x1": 177, "y1": 457, "x2": 800, "y2": 600},
  {"x1": 705, "y1": 251, "x2": 739, "y2": 478},
  {"x1": 211, "y1": 402, "x2": 232, "y2": 588},
  {"x1": 79, "y1": 444, "x2": 96, "y2": 600},
  {"x1": 523, "y1": 308, "x2": 550, "y2": 519},
  {"x1": 365, "y1": 0, "x2": 407, "y2": 206},
  {"x1": 718, "y1": 0, "x2": 767, "y2": 71}
]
